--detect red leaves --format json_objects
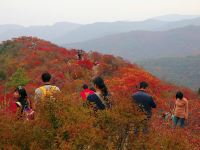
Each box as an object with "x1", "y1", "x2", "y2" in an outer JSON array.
[
  {"x1": 77, "y1": 59, "x2": 94, "y2": 70},
  {"x1": 0, "y1": 37, "x2": 200, "y2": 149}
]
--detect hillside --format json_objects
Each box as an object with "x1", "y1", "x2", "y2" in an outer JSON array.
[
  {"x1": 139, "y1": 55, "x2": 200, "y2": 90},
  {"x1": 65, "y1": 25, "x2": 200, "y2": 61},
  {"x1": 0, "y1": 37, "x2": 199, "y2": 149}
]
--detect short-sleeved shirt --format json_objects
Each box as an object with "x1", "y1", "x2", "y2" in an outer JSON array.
[
  {"x1": 132, "y1": 90, "x2": 156, "y2": 118},
  {"x1": 34, "y1": 85, "x2": 60, "y2": 102},
  {"x1": 87, "y1": 94, "x2": 105, "y2": 110}
]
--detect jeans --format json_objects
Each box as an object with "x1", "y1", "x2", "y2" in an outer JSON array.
[{"x1": 173, "y1": 116, "x2": 185, "y2": 128}]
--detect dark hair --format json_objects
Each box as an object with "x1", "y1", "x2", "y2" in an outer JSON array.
[
  {"x1": 42, "y1": 72, "x2": 51, "y2": 82},
  {"x1": 15, "y1": 86, "x2": 27, "y2": 99},
  {"x1": 90, "y1": 87, "x2": 96, "y2": 92},
  {"x1": 93, "y1": 76, "x2": 108, "y2": 96},
  {"x1": 140, "y1": 81, "x2": 148, "y2": 89},
  {"x1": 83, "y1": 84, "x2": 88, "y2": 89},
  {"x1": 176, "y1": 91, "x2": 184, "y2": 100}
]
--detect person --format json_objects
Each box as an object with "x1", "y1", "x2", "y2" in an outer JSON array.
[
  {"x1": 34, "y1": 72, "x2": 60, "y2": 107},
  {"x1": 90, "y1": 87, "x2": 96, "y2": 92},
  {"x1": 172, "y1": 91, "x2": 188, "y2": 128},
  {"x1": 14, "y1": 86, "x2": 34, "y2": 120},
  {"x1": 132, "y1": 82, "x2": 156, "y2": 119},
  {"x1": 77, "y1": 50, "x2": 83, "y2": 60},
  {"x1": 87, "y1": 77, "x2": 110, "y2": 111},
  {"x1": 14, "y1": 86, "x2": 30, "y2": 114},
  {"x1": 80, "y1": 84, "x2": 95, "y2": 102},
  {"x1": 132, "y1": 82, "x2": 156, "y2": 134}
]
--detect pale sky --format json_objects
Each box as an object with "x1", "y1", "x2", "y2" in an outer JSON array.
[{"x1": 0, "y1": 0, "x2": 200, "y2": 26}]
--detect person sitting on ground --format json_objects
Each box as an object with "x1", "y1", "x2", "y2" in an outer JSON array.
[
  {"x1": 34, "y1": 72, "x2": 60, "y2": 107},
  {"x1": 80, "y1": 84, "x2": 95, "y2": 102},
  {"x1": 87, "y1": 76, "x2": 110, "y2": 111},
  {"x1": 14, "y1": 86, "x2": 34, "y2": 119},
  {"x1": 172, "y1": 91, "x2": 188, "y2": 128}
]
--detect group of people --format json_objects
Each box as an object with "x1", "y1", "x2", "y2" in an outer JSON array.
[
  {"x1": 132, "y1": 82, "x2": 188, "y2": 128},
  {"x1": 13, "y1": 72, "x2": 188, "y2": 128}
]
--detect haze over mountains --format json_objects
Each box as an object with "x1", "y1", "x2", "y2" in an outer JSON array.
[
  {"x1": 0, "y1": 22, "x2": 81, "y2": 44},
  {"x1": 0, "y1": 14, "x2": 200, "y2": 46},
  {"x1": 0, "y1": 14, "x2": 200, "y2": 62},
  {"x1": 139, "y1": 55, "x2": 200, "y2": 90},
  {"x1": 153, "y1": 14, "x2": 200, "y2": 22},
  {"x1": 66, "y1": 25, "x2": 200, "y2": 61}
]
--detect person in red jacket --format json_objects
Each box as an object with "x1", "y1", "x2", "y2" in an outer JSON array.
[{"x1": 80, "y1": 84, "x2": 95, "y2": 102}]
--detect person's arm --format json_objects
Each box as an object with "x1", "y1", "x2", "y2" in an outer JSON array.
[
  {"x1": 185, "y1": 99, "x2": 189, "y2": 119},
  {"x1": 33, "y1": 89, "x2": 41, "y2": 110},
  {"x1": 150, "y1": 97, "x2": 156, "y2": 108},
  {"x1": 171, "y1": 101, "x2": 176, "y2": 115},
  {"x1": 27, "y1": 99, "x2": 31, "y2": 109}
]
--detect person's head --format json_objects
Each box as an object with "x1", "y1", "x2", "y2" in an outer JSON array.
[
  {"x1": 176, "y1": 91, "x2": 184, "y2": 100},
  {"x1": 14, "y1": 86, "x2": 27, "y2": 99},
  {"x1": 90, "y1": 87, "x2": 96, "y2": 92},
  {"x1": 93, "y1": 76, "x2": 108, "y2": 96},
  {"x1": 139, "y1": 81, "x2": 148, "y2": 90},
  {"x1": 42, "y1": 72, "x2": 51, "y2": 83},
  {"x1": 83, "y1": 84, "x2": 88, "y2": 90}
]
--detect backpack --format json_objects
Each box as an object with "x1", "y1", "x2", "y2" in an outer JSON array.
[
  {"x1": 39, "y1": 86, "x2": 58, "y2": 101},
  {"x1": 95, "y1": 93, "x2": 112, "y2": 109}
]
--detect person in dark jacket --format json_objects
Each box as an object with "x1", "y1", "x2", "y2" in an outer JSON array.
[
  {"x1": 132, "y1": 82, "x2": 156, "y2": 134},
  {"x1": 87, "y1": 77, "x2": 109, "y2": 111},
  {"x1": 132, "y1": 82, "x2": 156, "y2": 119}
]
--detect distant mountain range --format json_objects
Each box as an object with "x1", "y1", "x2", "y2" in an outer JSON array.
[
  {"x1": 139, "y1": 55, "x2": 200, "y2": 90},
  {"x1": 152, "y1": 14, "x2": 200, "y2": 22},
  {"x1": 0, "y1": 22, "x2": 81, "y2": 43},
  {"x1": 65, "y1": 25, "x2": 200, "y2": 61},
  {"x1": 1, "y1": 14, "x2": 200, "y2": 47},
  {"x1": 59, "y1": 17, "x2": 200, "y2": 44}
]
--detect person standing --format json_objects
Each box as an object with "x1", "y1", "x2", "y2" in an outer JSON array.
[
  {"x1": 172, "y1": 91, "x2": 188, "y2": 128},
  {"x1": 87, "y1": 77, "x2": 110, "y2": 111},
  {"x1": 34, "y1": 72, "x2": 60, "y2": 109},
  {"x1": 80, "y1": 84, "x2": 95, "y2": 106},
  {"x1": 132, "y1": 82, "x2": 156, "y2": 119},
  {"x1": 132, "y1": 81, "x2": 156, "y2": 134}
]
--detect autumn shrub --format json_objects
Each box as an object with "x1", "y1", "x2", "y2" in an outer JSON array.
[{"x1": 0, "y1": 37, "x2": 199, "y2": 149}]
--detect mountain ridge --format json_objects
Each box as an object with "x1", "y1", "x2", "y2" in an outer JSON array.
[{"x1": 65, "y1": 25, "x2": 200, "y2": 61}]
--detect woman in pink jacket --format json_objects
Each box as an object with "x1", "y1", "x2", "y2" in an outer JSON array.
[{"x1": 172, "y1": 91, "x2": 188, "y2": 128}]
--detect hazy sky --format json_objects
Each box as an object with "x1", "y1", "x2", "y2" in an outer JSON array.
[{"x1": 0, "y1": 0, "x2": 200, "y2": 26}]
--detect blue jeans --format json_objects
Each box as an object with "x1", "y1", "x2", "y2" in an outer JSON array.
[{"x1": 173, "y1": 116, "x2": 185, "y2": 128}]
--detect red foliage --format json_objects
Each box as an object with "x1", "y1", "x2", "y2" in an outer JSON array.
[
  {"x1": 0, "y1": 37, "x2": 199, "y2": 149},
  {"x1": 77, "y1": 59, "x2": 94, "y2": 70}
]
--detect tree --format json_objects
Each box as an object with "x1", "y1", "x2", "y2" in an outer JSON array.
[{"x1": 7, "y1": 68, "x2": 30, "y2": 88}]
